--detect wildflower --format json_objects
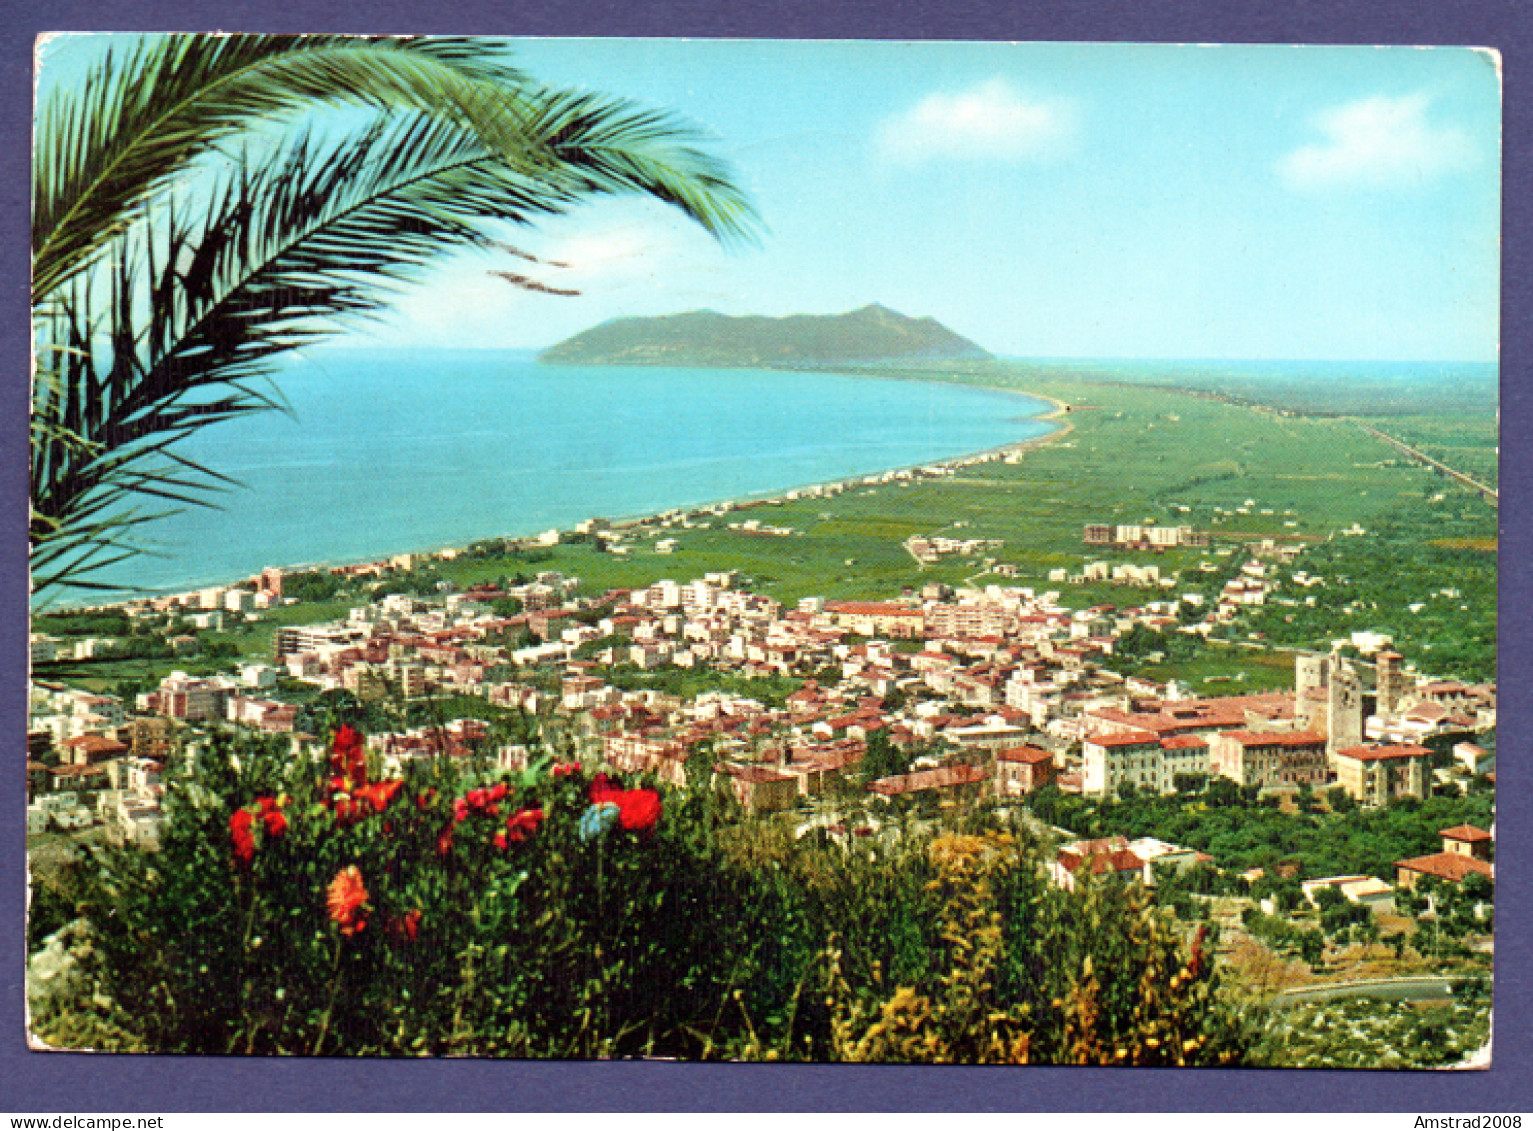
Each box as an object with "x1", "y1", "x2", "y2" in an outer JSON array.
[
  {"x1": 502, "y1": 807, "x2": 545, "y2": 844},
  {"x1": 589, "y1": 773, "x2": 621, "y2": 806},
  {"x1": 229, "y1": 809, "x2": 256, "y2": 866},
  {"x1": 586, "y1": 775, "x2": 661, "y2": 834},
  {"x1": 579, "y1": 802, "x2": 620, "y2": 841},
  {"x1": 456, "y1": 782, "x2": 510, "y2": 823},
  {"x1": 331, "y1": 796, "x2": 359, "y2": 827},
  {"x1": 356, "y1": 779, "x2": 403, "y2": 814},
  {"x1": 256, "y1": 796, "x2": 287, "y2": 838},
  {"x1": 331, "y1": 724, "x2": 367, "y2": 785},
  {"x1": 615, "y1": 789, "x2": 661, "y2": 833},
  {"x1": 326, "y1": 866, "x2": 369, "y2": 936}
]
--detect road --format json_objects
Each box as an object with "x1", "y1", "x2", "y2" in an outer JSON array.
[
  {"x1": 1358, "y1": 424, "x2": 1498, "y2": 508},
  {"x1": 1270, "y1": 975, "x2": 1458, "y2": 1007}
]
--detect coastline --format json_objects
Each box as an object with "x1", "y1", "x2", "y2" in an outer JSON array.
[{"x1": 36, "y1": 375, "x2": 1073, "y2": 612}]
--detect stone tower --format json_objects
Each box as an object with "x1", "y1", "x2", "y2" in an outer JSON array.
[
  {"x1": 1326, "y1": 655, "x2": 1364, "y2": 756},
  {"x1": 1374, "y1": 650, "x2": 1409, "y2": 717},
  {"x1": 1294, "y1": 652, "x2": 1328, "y2": 730}
]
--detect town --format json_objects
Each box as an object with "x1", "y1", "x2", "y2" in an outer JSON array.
[{"x1": 29, "y1": 515, "x2": 1495, "y2": 956}]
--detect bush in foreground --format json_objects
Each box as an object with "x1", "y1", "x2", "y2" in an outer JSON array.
[{"x1": 31, "y1": 728, "x2": 1250, "y2": 1061}]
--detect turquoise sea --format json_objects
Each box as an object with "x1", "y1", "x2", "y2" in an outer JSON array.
[{"x1": 71, "y1": 350, "x2": 1055, "y2": 600}]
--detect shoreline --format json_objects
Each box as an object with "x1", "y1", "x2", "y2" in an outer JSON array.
[{"x1": 37, "y1": 378, "x2": 1075, "y2": 613}]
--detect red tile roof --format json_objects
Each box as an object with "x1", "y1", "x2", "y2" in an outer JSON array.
[
  {"x1": 49, "y1": 763, "x2": 108, "y2": 779},
  {"x1": 1439, "y1": 824, "x2": 1492, "y2": 843},
  {"x1": 997, "y1": 743, "x2": 1053, "y2": 764},
  {"x1": 1335, "y1": 743, "x2": 1432, "y2": 762},
  {"x1": 728, "y1": 765, "x2": 795, "y2": 784},
  {"x1": 62, "y1": 734, "x2": 128, "y2": 755},
  {"x1": 1396, "y1": 852, "x2": 1493, "y2": 884},
  {"x1": 826, "y1": 602, "x2": 923, "y2": 617}
]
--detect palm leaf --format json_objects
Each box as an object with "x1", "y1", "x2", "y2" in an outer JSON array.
[
  {"x1": 32, "y1": 64, "x2": 760, "y2": 597},
  {"x1": 33, "y1": 34, "x2": 545, "y2": 300}
]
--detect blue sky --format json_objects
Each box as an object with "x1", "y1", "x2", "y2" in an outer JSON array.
[{"x1": 37, "y1": 37, "x2": 1502, "y2": 361}]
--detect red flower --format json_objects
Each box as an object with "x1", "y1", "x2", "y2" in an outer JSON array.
[
  {"x1": 330, "y1": 724, "x2": 367, "y2": 786},
  {"x1": 229, "y1": 808, "x2": 256, "y2": 865},
  {"x1": 587, "y1": 775, "x2": 661, "y2": 833},
  {"x1": 255, "y1": 796, "x2": 288, "y2": 838},
  {"x1": 437, "y1": 827, "x2": 454, "y2": 856},
  {"x1": 357, "y1": 779, "x2": 403, "y2": 814},
  {"x1": 456, "y1": 782, "x2": 511, "y2": 823},
  {"x1": 553, "y1": 762, "x2": 581, "y2": 778},
  {"x1": 462, "y1": 788, "x2": 500, "y2": 817},
  {"x1": 615, "y1": 789, "x2": 661, "y2": 833},
  {"x1": 326, "y1": 866, "x2": 369, "y2": 936},
  {"x1": 493, "y1": 829, "x2": 509, "y2": 850},
  {"x1": 502, "y1": 807, "x2": 545, "y2": 844},
  {"x1": 589, "y1": 773, "x2": 622, "y2": 807}
]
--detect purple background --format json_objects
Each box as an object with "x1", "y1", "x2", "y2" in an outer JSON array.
[{"x1": 3, "y1": 0, "x2": 1526, "y2": 1112}]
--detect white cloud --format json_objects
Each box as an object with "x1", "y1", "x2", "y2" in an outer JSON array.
[
  {"x1": 877, "y1": 78, "x2": 1072, "y2": 163},
  {"x1": 1278, "y1": 93, "x2": 1475, "y2": 189}
]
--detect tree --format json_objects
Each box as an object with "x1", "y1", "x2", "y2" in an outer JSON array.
[
  {"x1": 860, "y1": 728, "x2": 913, "y2": 783},
  {"x1": 1297, "y1": 929, "x2": 1324, "y2": 969},
  {"x1": 1325, "y1": 786, "x2": 1355, "y2": 814},
  {"x1": 32, "y1": 34, "x2": 758, "y2": 597}
]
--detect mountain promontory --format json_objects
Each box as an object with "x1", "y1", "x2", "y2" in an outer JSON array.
[{"x1": 539, "y1": 304, "x2": 991, "y2": 368}]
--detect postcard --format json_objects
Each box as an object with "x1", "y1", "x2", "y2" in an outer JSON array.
[{"x1": 26, "y1": 34, "x2": 1498, "y2": 1066}]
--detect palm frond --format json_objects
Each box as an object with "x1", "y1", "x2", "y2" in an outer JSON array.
[
  {"x1": 33, "y1": 34, "x2": 539, "y2": 300},
  {"x1": 523, "y1": 86, "x2": 764, "y2": 246},
  {"x1": 32, "y1": 38, "x2": 762, "y2": 597}
]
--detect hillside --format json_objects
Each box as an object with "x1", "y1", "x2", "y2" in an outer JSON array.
[{"x1": 539, "y1": 304, "x2": 991, "y2": 367}]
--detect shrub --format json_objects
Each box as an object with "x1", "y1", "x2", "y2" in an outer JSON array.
[{"x1": 32, "y1": 729, "x2": 1251, "y2": 1063}]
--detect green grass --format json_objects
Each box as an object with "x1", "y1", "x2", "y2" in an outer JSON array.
[
  {"x1": 1125, "y1": 645, "x2": 1298, "y2": 692},
  {"x1": 1359, "y1": 413, "x2": 1500, "y2": 490}
]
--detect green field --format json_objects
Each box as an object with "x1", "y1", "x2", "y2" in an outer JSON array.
[{"x1": 1362, "y1": 413, "x2": 1500, "y2": 491}]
